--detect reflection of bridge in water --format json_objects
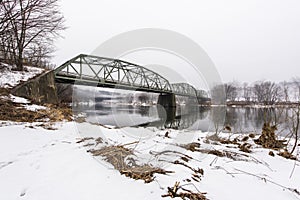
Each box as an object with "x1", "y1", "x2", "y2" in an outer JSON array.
[
  {"x1": 140, "y1": 106, "x2": 210, "y2": 130},
  {"x1": 54, "y1": 54, "x2": 210, "y2": 106}
]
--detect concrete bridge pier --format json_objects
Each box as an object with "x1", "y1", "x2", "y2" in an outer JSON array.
[
  {"x1": 157, "y1": 93, "x2": 176, "y2": 108},
  {"x1": 157, "y1": 93, "x2": 176, "y2": 128}
]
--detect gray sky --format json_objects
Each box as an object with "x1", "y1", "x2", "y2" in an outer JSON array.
[{"x1": 53, "y1": 0, "x2": 300, "y2": 83}]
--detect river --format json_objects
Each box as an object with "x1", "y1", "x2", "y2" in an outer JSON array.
[{"x1": 74, "y1": 103, "x2": 298, "y2": 136}]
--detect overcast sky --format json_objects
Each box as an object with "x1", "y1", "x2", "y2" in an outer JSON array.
[{"x1": 53, "y1": 0, "x2": 300, "y2": 83}]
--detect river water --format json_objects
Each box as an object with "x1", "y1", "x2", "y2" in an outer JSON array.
[{"x1": 74, "y1": 103, "x2": 297, "y2": 135}]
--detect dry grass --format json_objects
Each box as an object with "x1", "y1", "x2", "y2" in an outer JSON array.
[
  {"x1": 0, "y1": 88, "x2": 10, "y2": 96},
  {"x1": 89, "y1": 145, "x2": 134, "y2": 170},
  {"x1": 278, "y1": 149, "x2": 297, "y2": 160},
  {"x1": 254, "y1": 122, "x2": 287, "y2": 149},
  {"x1": 88, "y1": 145, "x2": 173, "y2": 183},
  {"x1": 239, "y1": 143, "x2": 252, "y2": 153},
  {"x1": 121, "y1": 165, "x2": 171, "y2": 183},
  {"x1": 162, "y1": 182, "x2": 207, "y2": 200},
  {"x1": 253, "y1": 123, "x2": 297, "y2": 160},
  {"x1": 181, "y1": 142, "x2": 201, "y2": 152},
  {"x1": 0, "y1": 98, "x2": 72, "y2": 123},
  {"x1": 180, "y1": 142, "x2": 265, "y2": 164}
]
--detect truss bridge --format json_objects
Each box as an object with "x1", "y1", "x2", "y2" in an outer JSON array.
[{"x1": 54, "y1": 54, "x2": 210, "y2": 106}]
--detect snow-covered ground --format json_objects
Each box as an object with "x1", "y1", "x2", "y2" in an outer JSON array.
[
  {"x1": 0, "y1": 121, "x2": 299, "y2": 200},
  {"x1": 0, "y1": 65, "x2": 299, "y2": 199},
  {"x1": 0, "y1": 65, "x2": 45, "y2": 88},
  {"x1": 0, "y1": 94, "x2": 47, "y2": 113}
]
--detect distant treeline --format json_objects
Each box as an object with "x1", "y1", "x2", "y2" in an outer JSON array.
[{"x1": 211, "y1": 79, "x2": 300, "y2": 105}]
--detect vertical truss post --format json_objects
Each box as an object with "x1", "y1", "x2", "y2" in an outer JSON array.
[{"x1": 79, "y1": 55, "x2": 82, "y2": 79}]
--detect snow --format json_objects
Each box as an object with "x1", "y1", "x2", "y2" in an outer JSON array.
[
  {"x1": 9, "y1": 95, "x2": 30, "y2": 104},
  {"x1": 1, "y1": 95, "x2": 46, "y2": 111},
  {"x1": 0, "y1": 122, "x2": 299, "y2": 200},
  {"x1": 0, "y1": 65, "x2": 45, "y2": 88},
  {"x1": 0, "y1": 123, "x2": 161, "y2": 200},
  {"x1": 23, "y1": 104, "x2": 47, "y2": 112}
]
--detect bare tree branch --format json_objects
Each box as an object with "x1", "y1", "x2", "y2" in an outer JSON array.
[{"x1": 0, "y1": 0, "x2": 65, "y2": 70}]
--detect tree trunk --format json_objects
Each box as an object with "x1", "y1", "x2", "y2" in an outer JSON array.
[
  {"x1": 15, "y1": 61, "x2": 23, "y2": 71},
  {"x1": 290, "y1": 104, "x2": 300, "y2": 154},
  {"x1": 15, "y1": 49, "x2": 24, "y2": 71}
]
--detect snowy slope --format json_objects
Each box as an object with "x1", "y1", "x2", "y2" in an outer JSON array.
[
  {"x1": 0, "y1": 65, "x2": 45, "y2": 88},
  {"x1": 0, "y1": 122, "x2": 299, "y2": 200},
  {"x1": 0, "y1": 123, "x2": 163, "y2": 200}
]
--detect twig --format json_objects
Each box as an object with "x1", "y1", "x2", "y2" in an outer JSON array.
[
  {"x1": 212, "y1": 166, "x2": 235, "y2": 178},
  {"x1": 234, "y1": 168, "x2": 300, "y2": 196},
  {"x1": 290, "y1": 147, "x2": 299, "y2": 178},
  {"x1": 120, "y1": 141, "x2": 139, "y2": 147},
  {"x1": 180, "y1": 183, "x2": 206, "y2": 194},
  {"x1": 209, "y1": 157, "x2": 218, "y2": 166},
  {"x1": 150, "y1": 150, "x2": 202, "y2": 163}
]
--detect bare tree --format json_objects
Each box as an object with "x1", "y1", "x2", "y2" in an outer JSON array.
[
  {"x1": 0, "y1": 0, "x2": 17, "y2": 63},
  {"x1": 0, "y1": 0, "x2": 65, "y2": 70},
  {"x1": 24, "y1": 40, "x2": 54, "y2": 67},
  {"x1": 253, "y1": 81, "x2": 281, "y2": 105},
  {"x1": 224, "y1": 82, "x2": 238, "y2": 102},
  {"x1": 292, "y1": 77, "x2": 300, "y2": 101},
  {"x1": 288, "y1": 77, "x2": 300, "y2": 154},
  {"x1": 242, "y1": 82, "x2": 252, "y2": 102},
  {"x1": 0, "y1": 0, "x2": 18, "y2": 36},
  {"x1": 289, "y1": 104, "x2": 300, "y2": 154},
  {"x1": 210, "y1": 84, "x2": 226, "y2": 105},
  {"x1": 208, "y1": 106, "x2": 226, "y2": 139},
  {"x1": 280, "y1": 81, "x2": 290, "y2": 103}
]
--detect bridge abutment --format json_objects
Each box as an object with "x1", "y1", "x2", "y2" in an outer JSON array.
[
  {"x1": 12, "y1": 71, "x2": 58, "y2": 104},
  {"x1": 157, "y1": 93, "x2": 176, "y2": 108}
]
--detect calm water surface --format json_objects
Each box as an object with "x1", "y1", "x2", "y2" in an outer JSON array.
[{"x1": 74, "y1": 103, "x2": 297, "y2": 135}]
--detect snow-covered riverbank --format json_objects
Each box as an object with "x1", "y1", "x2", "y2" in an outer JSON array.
[
  {"x1": 0, "y1": 66, "x2": 299, "y2": 199},
  {"x1": 0, "y1": 122, "x2": 161, "y2": 199},
  {"x1": 0, "y1": 121, "x2": 299, "y2": 200}
]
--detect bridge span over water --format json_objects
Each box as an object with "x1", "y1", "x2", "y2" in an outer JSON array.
[{"x1": 54, "y1": 54, "x2": 210, "y2": 107}]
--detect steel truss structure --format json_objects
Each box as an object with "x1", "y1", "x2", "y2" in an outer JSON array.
[
  {"x1": 54, "y1": 54, "x2": 172, "y2": 93},
  {"x1": 54, "y1": 54, "x2": 208, "y2": 99},
  {"x1": 171, "y1": 83, "x2": 197, "y2": 97}
]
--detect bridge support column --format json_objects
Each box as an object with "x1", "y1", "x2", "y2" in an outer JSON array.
[{"x1": 157, "y1": 93, "x2": 176, "y2": 108}]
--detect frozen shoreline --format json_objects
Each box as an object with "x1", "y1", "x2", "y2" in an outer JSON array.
[{"x1": 0, "y1": 121, "x2": 299, "y2": 200}]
